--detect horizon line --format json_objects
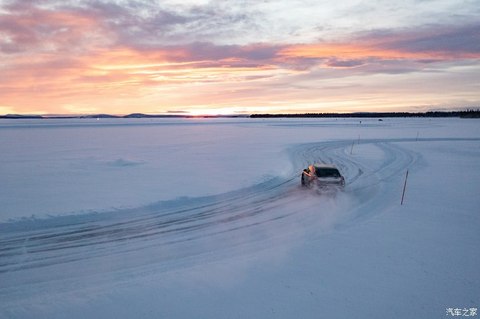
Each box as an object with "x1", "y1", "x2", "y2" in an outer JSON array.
[{"x1": 1, "y1": 109, "x2": 479, "y2": 119}]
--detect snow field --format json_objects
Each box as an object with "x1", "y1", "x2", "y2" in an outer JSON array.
[{"x1": 1, "y1": 118, "x2": 479, "y2": 318}]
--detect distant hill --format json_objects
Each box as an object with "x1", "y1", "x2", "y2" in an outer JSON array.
[
  {"x1": 0, "y1": 114, "x2": 43, "y2": 119},
  {"x1": 78, "y1": 114, "x2": 120, "y2": 119}
]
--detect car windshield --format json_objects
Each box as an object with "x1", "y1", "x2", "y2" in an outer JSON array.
[{"x1": 315, "y1": 167, "x2": 340, "y2": 178}]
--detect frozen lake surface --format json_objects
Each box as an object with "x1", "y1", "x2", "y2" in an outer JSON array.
[{"x1": 1, "y1": 118, "x2": 479, "y2": 318}]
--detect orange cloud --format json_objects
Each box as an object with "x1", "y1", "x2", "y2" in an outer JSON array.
[
  {"x1": 278, "y1": 42, "x2": 477, "y2": 63},
  {"x1": 0, "y1": 43, "x2": 287, "y2": 114}
]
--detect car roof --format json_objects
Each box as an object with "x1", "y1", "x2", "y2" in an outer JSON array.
[{"x1": 313, "y1": 163, "x2": 339, "y2": 169}]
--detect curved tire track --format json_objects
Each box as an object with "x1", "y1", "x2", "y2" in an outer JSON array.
[{"x1": 0, "y1": 137, "x2": 474, "y2": 288}]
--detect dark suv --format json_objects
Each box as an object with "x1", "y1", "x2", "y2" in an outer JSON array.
[{"x1": 301, "y1": 164, "x2": 345, "y2": 188}]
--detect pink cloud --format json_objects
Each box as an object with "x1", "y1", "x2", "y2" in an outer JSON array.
[{"x1": 0, "y1": 1, "x2": 113, "y2": 54}]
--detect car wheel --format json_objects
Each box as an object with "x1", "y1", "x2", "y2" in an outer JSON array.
[{"x1": 301, "y1": 173, "x2": 307, "y2": 186}]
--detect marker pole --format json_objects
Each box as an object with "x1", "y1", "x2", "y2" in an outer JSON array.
[{"x1": 401, "y1": 170, "x2": 409, "y2": 205}]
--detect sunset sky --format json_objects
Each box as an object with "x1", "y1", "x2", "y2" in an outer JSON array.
[{"x1": 1, "y1": 0, "x2": 479, "y2": 115}]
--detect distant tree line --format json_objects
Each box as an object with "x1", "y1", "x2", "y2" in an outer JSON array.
[{"x1": 250, "y1": 109, "x2": 480, "y2": 118}]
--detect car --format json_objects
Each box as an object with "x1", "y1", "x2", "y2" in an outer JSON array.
[{"x1": 301, "y1": 164, "x2": 345, "y2": 188}]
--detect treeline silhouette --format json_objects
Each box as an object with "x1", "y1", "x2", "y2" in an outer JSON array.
[{"x1": 250, "y1": 109, "x2": 480, "y2": 118}]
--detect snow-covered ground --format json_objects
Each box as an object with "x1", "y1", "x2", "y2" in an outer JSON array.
[{"x1": 1, "y1": 117, "x2": 479, "y2": 318}]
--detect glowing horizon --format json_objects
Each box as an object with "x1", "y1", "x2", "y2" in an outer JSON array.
[{"x1": 1, "y1": 0, "x2": 479, "y2": 115}]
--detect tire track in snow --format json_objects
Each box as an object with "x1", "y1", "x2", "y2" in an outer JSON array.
[{"x1": 0, "y1": 137, "x2": 475, "y2": 287}]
